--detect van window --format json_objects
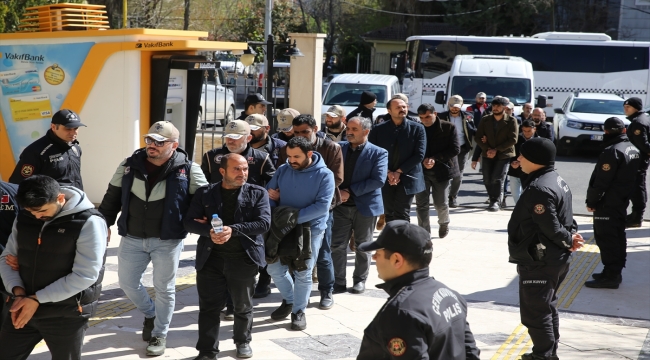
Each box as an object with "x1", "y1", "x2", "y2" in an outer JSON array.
[
  {"x1": 323, "y1": 84, "x2": 388, "y2": 107},
  {"x1": 450, "y1": 76, "x2": 531, "y2": 105}
]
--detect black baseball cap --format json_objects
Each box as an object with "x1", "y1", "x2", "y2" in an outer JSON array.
[
  {"x1": 51, "y1": 109, "x2": 86, "y2": 128},
  {"x1": 245, "y1": 93, "x2": 272, "y2": 105},
  {"x1": 358, "y1": 220, "x2": 432, "y2": 256},
  {"x1": 604, "y1": 117, "x2": 625, "y2": 130}
]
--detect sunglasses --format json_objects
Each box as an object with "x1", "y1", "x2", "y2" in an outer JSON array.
[{"x1": 144, "y1": 137, "x2": 172, "y2": 147}]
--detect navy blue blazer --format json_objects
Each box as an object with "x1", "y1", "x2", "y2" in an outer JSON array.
[
  {"x1": 184, "y1": 182, "x2": 271, "y2": 270},
  {"x1": 339, "y1": 141, "x2": 388, "y2": 217},
  {"x1": 368, "y1": 119, "x2": 426, "y2": 195}
]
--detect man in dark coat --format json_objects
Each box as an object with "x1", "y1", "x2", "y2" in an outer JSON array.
[
  {"x1": 414, "y1": 104, "x2": 460, "y2": 238},
  {"x1": 347, "y1": 91, "x2": 377, "y2": 123},
  {"x1": 623, "y1": 97, "x2": 650, "y2": 228}
]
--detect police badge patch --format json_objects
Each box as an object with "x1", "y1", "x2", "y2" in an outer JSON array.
[
  {"x1": 602, "y1": 164, "x2": 611, "y2": 171},
  {"x1": 215, "y1": 155, "x2": 223, "y2": 164},
  {"x1": 21, "y1": 164, "x2": 34, "y2": 177},
  {"x1": 534, "y1": 204, "x2": 545, "y2": 214},
  {"x1": 634, "y1": 129, "x2": 641, "y2": 135},
  {"x1": 388, "y1": 338, "x2": 406, "y2": 356}
]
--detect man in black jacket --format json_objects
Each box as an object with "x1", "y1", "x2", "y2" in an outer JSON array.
[
  {"x1": 236, "y1": 93, "x2": 272, "y2": 120},
  {"x1": 184, "y1": 153, "x2": 271, "y2": 360},
  {"x1": 507, "y1": 138, "x2": 584, "y2": 360},
  {"x1": 623, "y1": 97, "x2": 650, "y2": 228},
  {"x1": 585, "y1": 118, "x2": 640, "y2": 289},
  {"x1": 414, "y1": 104, "x2": 460, "y2": 238},
  {"x1": 98, "y1": 121, "x2": 208, "y2": 356},
  {"x1": 369, "y1": 98, "x2": 426, "y2": 223},
  {"x1": 532, "y1": 108, "x2": 554, "y2": 142},
  {"x1": 9, "y1": 109, "x2": 85, "y2": 190},
  {"x1": 357, "y1": 220, "x2": 480, "y2": 360},
  {"x1": 347, "y1": 91, "x2": 377, "y2": 123}
]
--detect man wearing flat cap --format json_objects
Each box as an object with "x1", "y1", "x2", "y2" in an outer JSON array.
[
  {"x1": 237, "y1": 93, "x2": 272, "y2": 120},
  {"x1": 357, "y1": 220, "x2": 481, "y2": 360},
  {"x1": 622, "y1": 97, "x2": 650, "y2": 228},
  {"x1": 10, "y1": 109, "x2": 86, "y2": 190},
  {"x1": 585, "y1": 117, "x2": 640, "y2": 289},
  {"x1": 507, "y1": 137, "x2": 584, "y2": 360}
]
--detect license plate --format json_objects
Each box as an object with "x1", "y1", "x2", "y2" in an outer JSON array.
[{"x1": 591, "y1": 135, "x2": 603, "y2": 141}]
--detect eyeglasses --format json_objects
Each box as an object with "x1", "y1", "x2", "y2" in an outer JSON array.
[{"x1": 144, "y1": 137, "x2": 172, "y2": 147}]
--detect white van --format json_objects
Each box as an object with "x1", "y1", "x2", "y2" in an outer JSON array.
[
  {"x1": 434, "y1": 55, "x2": 543, "y2": 115},
  {"x1": 321, "y1": 73, "x2": 401, "y2": 121}
]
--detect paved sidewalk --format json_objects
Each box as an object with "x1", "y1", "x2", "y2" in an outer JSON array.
[{"x1": 28, "y1": 207, "x2": 650, "y2": 360}]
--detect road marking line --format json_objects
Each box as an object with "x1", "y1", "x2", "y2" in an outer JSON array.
[
  {"x1": 492, "y1": 324, "x2": 524, "y2": 359},
  {"x1": 503, "y1": 329, "x2": 529, "y2": 360}
]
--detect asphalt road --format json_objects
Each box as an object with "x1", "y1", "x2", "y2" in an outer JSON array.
[{"x1": 457, "y1": 149, "x2": 650, "y2": 220}]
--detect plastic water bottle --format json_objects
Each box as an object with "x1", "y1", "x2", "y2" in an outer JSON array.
[{"x1": 211, "y1": 214, "x2": 223, "y2": 233}]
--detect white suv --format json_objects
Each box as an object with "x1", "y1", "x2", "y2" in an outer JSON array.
[{"x1": 553, "y1": 93, "x2": 629, "y2": 155}]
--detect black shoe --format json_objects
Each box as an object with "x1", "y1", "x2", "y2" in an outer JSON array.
[
  {"x1": 625, "y1": 218, "x2": 642, "y2": 228},
  {"x1": 146, "y1": 336, "x2": 166, "y2": 356},
  {"x1": 142, "y1": 316, "x2": 155, "y2": 342},
  {"x1": 585, "y1": 276, "x2": 620, "y2": 289},
  {"x1": 236, "y1": 343, "x2": 253, "y2": 358},
  {"x1": 253, "y1": 284, "x2": 271, "y2": 298},
  {"x1": 332, "y1": 284, "x2": 347, "y2": 294},
  {"x1": 449, "y1": 198, "x2": 459, "y2": 208},
  {"x1": 521, "y1": 353, "x2": 551, "y2": 360},
  {"x1": 592, "y1": 272, "x2": 622, "y2": 283},
  {"x1": 290, "y1": 310, "x2": 307, "y2": 330},
  {"x1": 271, "y1": 300, "x2": 293, "y2": 320},
  {"x1": 319, "y1": 291, "x2": 334, "y2": 310},
  {"x1": 484, "y1": 198, "x2": 490, "y2": 204},
  {"x1": 223, "y1": 307, "x2": 234, "y2": 321},
  {"x1": 438, "y1": 224, "x2": 449, "y2": 238},
  {"x1": 351, "y1": 282, "x2": 365, "y2": 294},
  {"x1": 487, "y1": 202, "x2": 500, "y2": 212},
  {"x1": 192, "y1": 354, "x2": 217, "y2": 360}
]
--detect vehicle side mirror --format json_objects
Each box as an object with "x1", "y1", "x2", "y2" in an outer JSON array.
[
  {"x1": 435, "y1": 91, "x2": 446, "y2": 105},
  {"x1": 553, "y1": 108, "x2": 564, "y2": 114},
  {"x1": 536, "y1": 95, "x2": 547, "y2": 109}
]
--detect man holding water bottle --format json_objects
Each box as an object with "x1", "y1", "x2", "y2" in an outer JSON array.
[{"x1": 184, "y1": 153, "x2": 271, "y2": 359}]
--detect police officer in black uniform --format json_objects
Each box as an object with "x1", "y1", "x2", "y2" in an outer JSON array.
[
  {"x1": 584, "y1": 117, "x2": 640, "y2": 289},
  {"x1": 623, "y1": 97, "x2": 650, "y2": 228},
  {"x1": 357, "y1": 220, "x2": 481, "y2": 360},
  {"x1": 508, "y1": 137, "x2": 584, "y2": 360},
  {"x1": 200, "y1": 120, "x2": 275, "y2": 187},
  {"x1": 236, "y1": 94, "x2": 272, "y2": 120},
  {"x1": 9, "y1": 109, "x2": 85, "y2": 190}
]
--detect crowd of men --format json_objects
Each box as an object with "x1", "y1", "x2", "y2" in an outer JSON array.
[{"x1": 0, "y1": 88, "x2": 647, "y2": 360}]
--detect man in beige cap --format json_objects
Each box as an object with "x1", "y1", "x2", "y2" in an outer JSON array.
[
  {"x1": 98, "y1": 121, "x2": 208, "y2": 356},
  {"x1": 320, "y1": 105, "x2": 347, "y2": 143},
  {"x1": 271, "y1": 108, "x2": 299, "y2": 143},
  {"x1": 246, "y1": 113, "x2": 287, "y2": 166}
]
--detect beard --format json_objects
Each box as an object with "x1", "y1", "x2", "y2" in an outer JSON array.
[
  {"x1": 251, "y1": 133, "x2": 266, "y2": 143},
  {"x1": 226, "y1": 142, "x2": 247, "y2": 154},
  {"x1": 147, "y1": 146, "x2": 172, "y2": 160},
  {"x1": 327, "y1": 120, "x2": 342, "y2": 129},
  {"x1": 492, "y1": 108, "x2": 504, "y2": 115},
  {"x1": 290, "y1": 156, "x2": 311, "y2": 170},
  {"x1": 39, "y1": 203, "x2": 63, "y2": 221},
  {"x1": 224, "y1": 175, "x2": 247, "y2": 188}
]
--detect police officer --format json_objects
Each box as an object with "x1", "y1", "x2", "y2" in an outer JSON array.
[
  {"x1": 9, "y1": 109, "x2": 85, "y2": 190},
  {"x1": 236, "y1": 93, "x2": 272, "y2": 120},
  {"x1": 585, "y1": 117, "x2": 640, "y2": 289},
  {"x1": 245, "y1": 114, "x2": 286, "y2": 167},
  {"x1": 356, "y1": 220, "x2": 480, "y2": 360},
  {"x1": 508, "y1": 137, "x2": 584, "y2": 360},
  {"x1": 623, "y1": 97, "x2": 650, "y2": 228},
  {"x1": 200, "y1": 120, "x2": 275, "y2": 187}
]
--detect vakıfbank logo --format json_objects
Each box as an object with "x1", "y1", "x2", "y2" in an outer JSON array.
[{"x1": 3, "y1": 51, "x2": 45, "y2": 62}]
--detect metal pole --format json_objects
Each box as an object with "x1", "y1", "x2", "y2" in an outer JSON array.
[
  {"x1": 123, "y1": 0, "x2": 127, "y2": 28},
  {"x1": 266, "y1": 35, "x2": 275, "y2": 133},
  {"x1": 356, "y1": 53, "x2": 360, "y2": 73}
]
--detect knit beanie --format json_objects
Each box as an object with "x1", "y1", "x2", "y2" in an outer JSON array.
[
  {"x1": 520, "y1": 137, "x2": 556, "y2": 166},
  {"x1": 623, "y1": 97, "x2": 642, "y2": 111},
  {"x1": 360, "y1": 91, "x2": 377, "y2": 105}
]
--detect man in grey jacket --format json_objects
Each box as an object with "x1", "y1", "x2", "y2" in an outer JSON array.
[{"x1": 0, "y1": 175, "x2": 107, "y2": 359}]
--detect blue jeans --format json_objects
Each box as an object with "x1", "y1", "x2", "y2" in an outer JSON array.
[
  {"x1": 317, "y1": 211, "x2": 335, "y2": 292},
  {"x1": 267, "y1": 229, "x2": 324, "y2": 313},
  {"x1": 510, "y1": 176, "x2": 523, "y2": 203},
  {"x1": 118, "y1": 236, "x2": 184, "y2": 338}
]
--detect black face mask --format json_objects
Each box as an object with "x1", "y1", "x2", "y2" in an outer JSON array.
[{"x1": 603, "y1": 132, "x2": 620, "y2": 142}]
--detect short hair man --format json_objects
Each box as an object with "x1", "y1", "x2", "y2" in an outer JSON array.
[
  {"x1": 474, "y1": 97, "x2": 519, "y2": 212},
  {"x1": 518, "y1": 103, "x2": 534, "y2": 122},
  {"x1": 237, "y1": 93, "x2": 272, "y2": 120},
  {"x1": 436, "y1": 95, "x2": 476, "y2": 208},
  {"x1": 246, "y1": 113, "x2": 287, "y2": 166},
  {"x1": 0, "y1": 175, "x2": 107, "y2": 359},
  {"x1": 98, "y1": 121, "x2": 208, "y2": 356},
  {"x1": 201, "y1": 119, "x2": 275, "y2": 187},
  {"x1": 369, "y1": 98, "x2": 426, "y2": 223},
  {"x1": 507, "y1": 120, "x2": 538, "y2": 204},
  {"x1": 375, "y1": 93, "x2": 421, "y2": 125},
  {"x1": 585, "y1": 117, "x2": 640, "y2": 288},
  {"x1": 320, "y1": 105, "x2": 348, "y2": 142},
  {"x1": 9, "y1": 109, "x2": 86, "y2": 190},
  {"x1": 184, "y1": 153, "x2": 271, "y2": 359},
  {"x1": 357, "y1": 221, "x2": 481, "y2": 360},
  {"x1": 531, "y1": 108, "x2": 554, "y2": 142},
  {"x1": 622, "y1": 97, "x2": 650, "y2": 228},
  {"x1": 508, "y1": 138, "x2": 584, "y2": 360},
  {"x1": 347, "y1": 91, "x2": 377, "y2": 123},
  {"x1": 331, "y1": 116, "x2": 388, "y2": 295},
  {"x1": 415, "y1": 103, "x2": 460, "y2": 239},
  {"x1": 265, "y1": 136, "x2": 335, "y2": 330},
  {"x1": 466, "y1": 92, "x2": 488, "y2": 128},
  {"x1": 276, "y1": 114, "x2": 343, "y2": 310}
]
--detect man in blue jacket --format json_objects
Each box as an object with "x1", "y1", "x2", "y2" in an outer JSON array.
[
  {"x1": 332, "y1": 117, "x2": 388, "y2": 294},
  {"x1": 369, "y1": 98, "x2": 426, "y2": 223},
  {"x1": 265, "y1": 137, "x2": 335, "y2": 331},
  {"x1": 184, "y1": 153, "x2": 271, "y2": 360}
]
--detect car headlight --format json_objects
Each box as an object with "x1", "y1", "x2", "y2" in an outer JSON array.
[{"x1": 566, "y1": 121, "x2": 582, "y2": 129}]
